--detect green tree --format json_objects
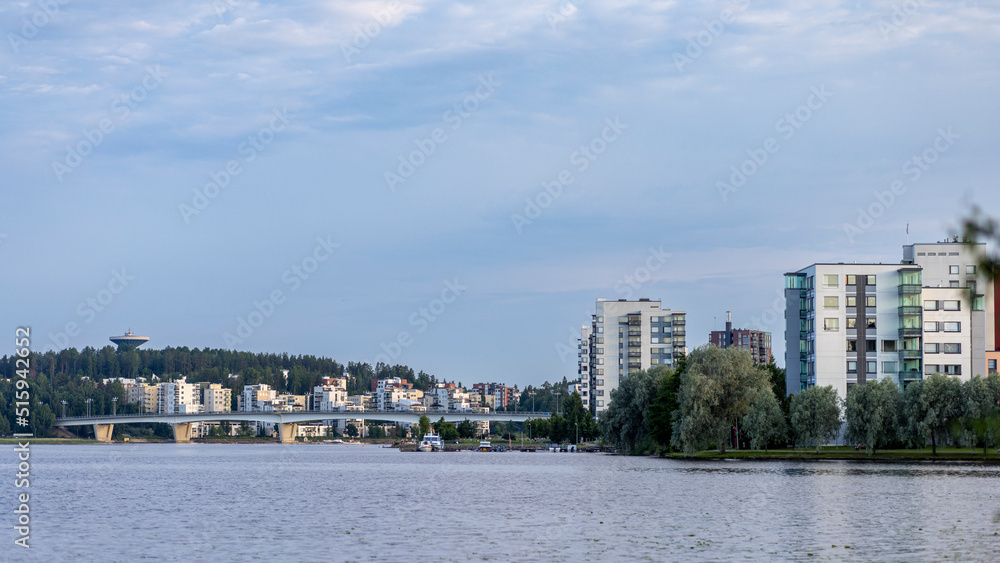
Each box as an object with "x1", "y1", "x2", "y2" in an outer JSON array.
[
  {"x1": 845, "y1": 378, "x2": 901, "y2": 455},
  {"x1": 435, "y1": 418, "x2": 459, "y2": 441},
  {"x1": 457, "y1": 419, "x2": 475, "y2": 439},
  {"x1": 646, "y1": 367, "x2": 680, "y2": 451},
  {"x1": 789, "y1": 385, "x2": 842, "y2": 453},
  {"x1": 742, "y1": 390, "x2": 787, "y2": 452},
  {"x1": 671, "y1": 346, "x2": 771, "y2": 454},
  {"x1": 954, "y1": 375, "x2": 1000, "y2": 455},
  {"x1": 346, "y1": 423, "x2": 359, "y2": 438},
  {"x1": 901, "y1": 373, "x2": 962, "y2": 454},
  {"x1": 598, "y1": 368, "x2": 659, "y2": 453},
  {"x1": 418, "y1": 415, "x2": 431, "y2": 437}
]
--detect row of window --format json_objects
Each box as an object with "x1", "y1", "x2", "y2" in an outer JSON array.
[
  {"x1": 925, "y1": 321, "x2": 962, "y2": 332},
  {"x1": 926, "y1": 364, "x2": 962, "y2": 375},
  {"x1": 925, "y1": 343, "x2": 961, "y2": 354},
  {"x1": 824, "y1": 274, "x2": 878, "y2": 287},
  {"x1": 948, "y1": 265, "x2": 977, "y2": 275},
  {"x1": 824, "y1": 318, "x2": 878, "y2": 331},
  {"x1": 824, "y1": 296, "x2": 878, "y2": 309},
  {"x1": 924, "y1": 300, "x2": 961, "y2": 311}
]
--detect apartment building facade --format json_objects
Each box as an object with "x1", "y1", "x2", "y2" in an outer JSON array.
[
  {"x1": 709, "y1": 311, "x2": 772, "y2": 366},
  {"x1": 578, "y1": 298, "x2": 687, "y2": 412},
  {"x1": 784, "y1": 242, "x2": 994, "y2": 399}
]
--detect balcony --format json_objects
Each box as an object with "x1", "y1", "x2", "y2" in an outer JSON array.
[
  {"x1": 898, "y1": 349, "x2": 922, "y2": 359},
  {"x1": 898, "y1": 327, "x2": 921, "y2": 338},
  {"x1": 898, "y1": 306, "x2": 922, "y2": 316},
  {"x1": 628, "y1": 330, "x2": 641, "y2": 337},
  {"x1": 898, "y1": 284, "x2": 921, "y2": 295},
  {"x1": 628, "y1": 316, "x2": 641, "y2": 326},
  {"x1": 628, "y1": 339, "x2": 642, "y2": 347},
  {"x1": 799, "y1": 309, "x2": 810, "y2": 319},
  {"x1": 628, "y1": 361, "x2": 641, "y2": 369},
  {"x1": 898, "y1": 370, "x2": 922, "y2": 381},
  {"x1": 628, "y1": 351, "x2": 641, "y2": 358}
]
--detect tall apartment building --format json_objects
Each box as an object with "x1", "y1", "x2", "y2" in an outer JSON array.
[
  {"x1": 472, "y1": 382, "x2": 516, "y2": 410},
  {"x1": 158, "y1": 378, "x2": 202, "y2": 414},
  {"x1": 240, "y1": 384, "x2": 275, "y2": 412},
  {"x1": 203, "y1": 384, "x2": 232, "y2": 413},
  {"x1": 578, "y1": 298, "x2": 686, "y2": 412},
  {"x1": 784, "y1": 241, "x2": 994, "y2": 399},
  {"x1": 709, "y1": 311, "x2": 772, "y2": 366},
  {"x1": 313, "y1": 378, "x2": 348, "y2": 411}
]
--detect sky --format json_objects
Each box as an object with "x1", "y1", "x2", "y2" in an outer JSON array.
[{"x1": 1, "y1": 0, "x2": 999, "y2": 387}]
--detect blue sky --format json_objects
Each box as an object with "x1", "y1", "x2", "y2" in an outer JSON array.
[{"x1": 2, "y1": 0, "x2": 998, "y2": 387}]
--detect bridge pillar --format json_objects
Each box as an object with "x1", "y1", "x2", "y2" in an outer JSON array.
[
  {"x1": 277, "y1": 423, "x2": 297, "y2": 444},
  {"x1": 173, "y1": 423, "x2": 194, "y2": 443},
  {"x1": 93, "y1": 424, "x2": 114, "y2": 443}
]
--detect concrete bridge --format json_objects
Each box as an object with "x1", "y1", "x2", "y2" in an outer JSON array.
[{"x1": 54, "y1": 410, "x2": 551, "y2": 444}]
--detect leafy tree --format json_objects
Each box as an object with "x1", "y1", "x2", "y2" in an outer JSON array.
[
  {"x1": 646, "y1": 368, "x2": 680, "y2": 450},
  {"x1": 845, "y1": 378, "x2": 901, "y2": 455},
  {"x1": 457, "y1": 419, "x2": 476, "y2": 439},
  {"x1": 599, "y1": 367, "x2": 660, "y2": 453},
  {"x1": 789, "y1": 385, "x2": 842, "y2": 453},
  {"x1": 418, "y1": 415, "x2": 431, "y2": 437},
  {"x1": 954, "y1": 375, "x2": 1000, "y2": 455},
  {"x1": 346, "y1": 423, "x2": 359, "y2": 438},
  {"x1": 742, "y1": 390, "x2": 787, "y2": 452},
  {"x1": 901, "y1": 373, "x2": 962, "y2": 454},
  {"x1": 434, "y1": 418, "x2": 459, "y2": 441},
  {"x1": 671, "y1": 346, "x2": 771, "y2": 454}
]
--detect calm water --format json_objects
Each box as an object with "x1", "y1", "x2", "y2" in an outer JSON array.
[{"x1": 4, "y1": 444, "x2": 1000, "y2": 562}]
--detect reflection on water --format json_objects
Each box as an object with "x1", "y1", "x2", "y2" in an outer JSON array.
[{"x1": 4, "y1": 444, "x2": 999, "y2": 562}]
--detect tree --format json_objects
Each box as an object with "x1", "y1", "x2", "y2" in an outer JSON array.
[
  {"x1": 901, "y1": 373, "x2": 962, "y2": 454},
  {"x1": 671, "y1": 346, "x2": 771, "y2": 454},
  {"x1": 346, "y1": 423, "x2": 359, "y2": 438},
  {"x1": 845, "y1": 378, "x2": 901, "y2": 455},
  {"x1": 954, "y1": 375, "x2": 1000, "y2": 455},
  {"x1": 646, "y1": 368, "x2": 680, "y2": 451},
  {"x1": 457, "y1": 419, "x2": 475, "y2": 439},
  {"x1": 598, "y1": 367, "x2": 660, "y2": 453},
  {"x1": 435, "y1": 418, "x2": 459, "y2": 441},
  {"x1": 418, "y1": 415, "x2": 431, "y2": 437},
  {"x1": 789, "y1": 385, "x2": 841, "y2": 453},
  {"x1": 742, "y1": 390, "x2": 787, "y2": 452}
]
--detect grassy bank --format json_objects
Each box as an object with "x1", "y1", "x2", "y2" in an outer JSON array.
[{"x1": 669, "y1": 446, "x2": 1000, "y2": 462}]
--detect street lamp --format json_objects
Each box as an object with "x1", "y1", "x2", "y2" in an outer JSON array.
[
  {"x1": 85, "y1": 398, "x2": 92, "y2": 417},
  {"x1": 112, "y1": 397, "x2": 118, "y2": 416},
  {"x1": 575, "y1": 421, "x2": 579, "y2": 445},
  {"x1": 60, "y1": 400, "x2": 67, "y2": 418}
]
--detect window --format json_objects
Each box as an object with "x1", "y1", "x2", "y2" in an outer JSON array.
[
  {"x1": 597, "y1": 358, "x2": 604, "y2": 365},
  {"x1": 823, "y1": 274, "x2": 838, "y2": 287},
  {"x1": 596, "y1": 390, "x2": 604, "y2": 396},
  {"x1": 925, "y1": 365, "x2": 939, "y2": 375},
  {"x1": 866, "y1": 361, "x2": 877, "y2": 373},
  {"x1": 596, "y1": 348, "x2": 603, "y2": 354},
  {"x1": 651, "y1": 326, "x2": 659, "y2": 333},
  {"x1": 824, "y1": 296, "x2": 839, "y2": 309},
  {"x1": 989, "y1": 359, "x2": 997, "y2": 373},
  {"x1": 597, "y1": 337, "x2": 604, "y2": 344},
  {"x1": 650, "y1": 316, "x2": 659, "y2": 323},
  {"x1": 867, "y1": 275, "x2": 876, "y2": 285},
  {"x1": 968, "y1": 280, "x2": 976, "y2": 292},
  {"x1": 866, "y1": 318, "x2": 876, "y2": 329},
  {"x1": 924, "y1": 321, "x2": 939, "y2": 332},
  {"x1": 925, "y1": 343, "x2": 939, "y2": 353},
  {"x1": 596, "y1": 379, "x2": 604, "y2": 386},
  {"x1": 866, "y1": 296, "x2": 876, "y2": 307},
  {"x1": 949, "y1": 265, "x2": 959, "y2": 275},
  {"x1": 949, "y1": 280, "x2": 960, "y2": 288},
  {"x1": 846, "y1": 296, "x2": 857, "y2": 307},
  {"x1": 651, "y1": 358, "x2": 659, "y2": 365},
  {"x1": 597, "y1": 326, "x2": 604, "y2": 333},
  {"x1": 597, "y1": 400, "x2": 604, "y2": 407},
  {"x1": 883, "y1": 361, "x2": 898, "y2": 373},
  {"x1": 942, "y1": 300, "x2": 960, "y2": 311},
  {"x1": 943, "y1": 365, "x2": 962, "y2": 375},
  {"x1": 924, "y1": 300, "x2": 938, "y2": 311},
  {"x1": 846, "y1": 318, "x2": 858, "y2": 329},
  {"x1": 662, "y1": 337, "x2": 672, "y2": 344},
  {"x1": 943, "y1": 343, "x2": 961, "y2": 354},
  {"x1": 846, "y1": 275, "x2": 857, "y2": 285},
  {"x1": 882, "y1": 340, "x2": 897, "y2": 352},
  {"x1": 597, "y1": 316, "x2": 603, "y2": 322},
  {"x1": 866, "y1": 340, "x2": 877, "y2": 352},
  {"x1": 846, "y1": 339, "x2": 857, "y2": 351},
  {"x1": 967, "y1": 265, "x2": 977, "y2": 275},
  {"x1": 943, "y1": 322, "x2": 961, "y2": 332},
  {"x1": 847, "y1": 361, "x2": 857, "y2": 373},
  {"x1": 651, "y1": 337, "x2": 659, "y2": 344},
  {"x1": 597, "y1": 369, "x2": 603, "y2": 375},
  {"x1": 824, "y1": 318, "x2": 839, "y2": 331},
  {"x1": 974, "y1": 296, "x2": 985, "y2": 311}
]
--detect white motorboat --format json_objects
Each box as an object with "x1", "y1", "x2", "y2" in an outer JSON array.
[{"x1": 418, "y1": 433, "x2": 443, "y2": 452}]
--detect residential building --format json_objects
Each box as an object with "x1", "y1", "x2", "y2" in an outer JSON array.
[
  {"x1": 709, "y1": 311, "x2": 772, "y2": 366},
  {"x1": 784, "y1": 241, "x2": 994, "y2": 400},
  {"x1": 578, "y1": 298, "x2": 687, "y2": 412},
  {"x1": 203, "y1": 384, "x2": 231, "y2": 413},
  {"x1": 314, "y1": 378, "x2": 348, "y2": 411},
  {"x1": 158, "y1": 378, "x2": 201, "y2": 414},
  {"x1": 472, "y1": 383, "x2": 516, "y2": 410},
  {"x1": 567, "y1": 379, "x2": 590, "y2": 404},
  {"x1": 240, "y1": 384, "x2": 275, "y2": 412}
]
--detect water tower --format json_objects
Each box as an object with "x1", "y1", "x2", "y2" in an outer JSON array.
[{"x1": 110, "y1": 328, "x2": 149, "y2": 352}]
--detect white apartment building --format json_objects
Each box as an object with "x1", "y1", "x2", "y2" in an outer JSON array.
[
  {"x1": 202, "y1": 384, "x2": 232, "y2": 413},
  {"x1": 240, "y1": 384, "x2": 276, "y2": 412},
  {"x1": 578, "y1": 298, "x2": 687, "y2": 412},
  {"x1": 784, "y1": 241, "x2": 994, "y2": 400},
  {"x1": 314, "y1": 378, "x2": 348, "y2": 411},
  {"x1": 158, "y1": 378, "x2": 202, "y2": 414}
]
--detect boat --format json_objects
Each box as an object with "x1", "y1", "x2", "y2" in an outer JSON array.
[
  {"x1": 418, "y1": 433, "x2": 443, "y2": 452},
  {"x1": 477, "y1": 441, "x2": 493, "y2": 452}
]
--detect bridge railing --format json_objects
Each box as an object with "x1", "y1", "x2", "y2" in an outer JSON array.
[{"x1": 56, "y1": 409, "x2": 553, "y2": 421}]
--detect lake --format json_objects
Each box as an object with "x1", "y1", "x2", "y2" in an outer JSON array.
[{"x1": 5, "y1": 444, "x2": 1000, "y2": 562}]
